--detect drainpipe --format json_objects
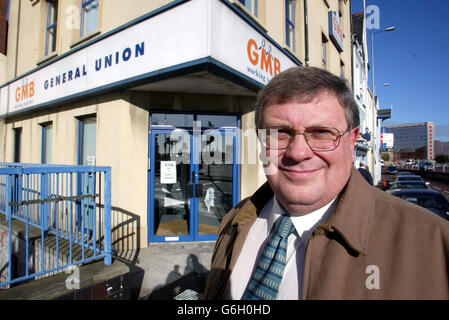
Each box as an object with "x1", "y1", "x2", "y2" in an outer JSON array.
[
  {"x1": 303, "y1": 0, "x2": 309, "y2": 66},
  {"x1": 14, "y1": 0, "x2": 21, "y2": 78}
]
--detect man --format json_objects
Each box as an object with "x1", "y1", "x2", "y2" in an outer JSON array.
[
  {"x1": 203, "y1": 67, "x2": 449, "y2": 299},
  {"x1": 357, "y1": 162, "x2": 373, "y2": 185}
]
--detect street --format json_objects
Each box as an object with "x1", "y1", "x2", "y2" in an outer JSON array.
[{"x1": 380, "y1": 167, "x2": 449, "y2": 201}]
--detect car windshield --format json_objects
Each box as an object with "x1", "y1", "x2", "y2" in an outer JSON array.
[
  {"x1": 390, "y1": 182, "x2": 428, "y2": 190},
  {"x1": 395, "y1": 193, "x2": 449, "y2": 218},
  {"x1": 396, "y1": 176, "x2": 423, "y2": 181}
]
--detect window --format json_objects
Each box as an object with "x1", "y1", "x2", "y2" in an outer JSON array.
[
  {"x1": 322, "y1": 34, "x2": 328, "y2": 70},
  {"x1": 45, "y1": 0, "x2": 58, "y2": 56},
  {"x1": 237, "y1": 0, "x2": 258, "y2": 17},
  {"x1": 338, "y1": 0, "x2": 344, "y2": 29},
  {"x1": 81, "y1": 0, "x2": 99, "y2": 37},
  {"x1": 78, "y1": 117, "x2": 96, "y2": 166},
  {"x1": 285, "y1": 0, "x2": 295, "y2": 51},
  {"x1": 14, "y1": 128, "x2": 22, "y2": 163},
  {"x1": 41, "y1": 123, "x2": 53, "y2": 164},
  {"x1": 340, "y1": 60, "x2": 345, "y2": 79}
]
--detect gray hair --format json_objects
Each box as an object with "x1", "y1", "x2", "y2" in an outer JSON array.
[{"x1": 254, "y1": 66, "x2": 360, "y2": 130}]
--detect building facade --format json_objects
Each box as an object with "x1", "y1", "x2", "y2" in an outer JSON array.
[
  {"x1": 351, "y1": 10, "x2": 384, "y2": 185},
  {"x1": 0, "y1": 0, "x2": 353, "y2": 248},
  {"x1": 351, "y1": 12, "x2": 371, "y2": 168},
  {"x1": 384, "y1": 122, "x2": 435, "y2": 160}
]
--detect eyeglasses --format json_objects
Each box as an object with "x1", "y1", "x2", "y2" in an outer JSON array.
[{"x1": 260, "y1": 126, "x2": 350, "y2": 152}]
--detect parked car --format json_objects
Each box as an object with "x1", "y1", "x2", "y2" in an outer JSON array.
[
  {"x1": 418, "y1": 160, "x2": 435, "y2": 171},
  {"x1": 387, "y1": 165, "x2": 398, "y2": 174},
  {"x1": 397, "y1": 171, "x2": 414, "y2": 176},
  {"x1": 393, "y1": 175, "x2": 426, "y2": 184},
  {"x1": 405, "y1": 159, "x2": 413, "y2": 165},
  {"x1": 387, "y1": 181, "x2": 429, "y2": 192},
  {"x1": 390, "y1": 189, "x2": 449, "y2": 221}
]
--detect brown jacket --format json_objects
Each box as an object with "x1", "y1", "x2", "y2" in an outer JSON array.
[{"x1": 203, "y1": 168, "x2": 449, "y2": 299}]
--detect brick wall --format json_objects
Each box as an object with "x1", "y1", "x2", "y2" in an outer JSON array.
[{"x1": 0, "y1": 0, "x2": 7, "y2": 55}]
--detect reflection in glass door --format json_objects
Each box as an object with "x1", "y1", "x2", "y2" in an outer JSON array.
[
  {"x1": 151, "y1": 130, "x2": 192, "y2": 241},
  {"x1": 197, "y1": 130, "x2": 235, "y2": 237}
]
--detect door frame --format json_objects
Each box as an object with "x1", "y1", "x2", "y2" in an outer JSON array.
[{"x1": 148, "y1": 113, "x2": 241, "y2": 243}]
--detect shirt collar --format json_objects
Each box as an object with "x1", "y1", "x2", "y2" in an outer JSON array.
[{"x1": 267, "y1": 196, "x2": 338, "y2": 244}]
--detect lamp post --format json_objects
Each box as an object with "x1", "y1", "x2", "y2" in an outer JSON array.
[
  {"x1": 371, "y1": 26, "x2": 395, "y2": 97},
  {"x1": 370, "y1": 26, "x2": 395, "y2": 185}
]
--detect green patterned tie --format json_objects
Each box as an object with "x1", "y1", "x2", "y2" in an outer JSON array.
[{"x1": 242, "y1": 215, "x2": 295, "y2": 300}]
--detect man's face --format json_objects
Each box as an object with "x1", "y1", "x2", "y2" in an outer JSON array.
[{"x1": 261, "y1": 90, "x2": 359, "y2": 215}]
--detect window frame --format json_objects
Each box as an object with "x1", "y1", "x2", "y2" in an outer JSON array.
[
  {"x1": 45, "y1": 0, "x2": 58, "y2": 56},
  {"x1": 237, "y1": 0, "x2": 258, "y2": 17},
  {"x1": 41, "y1": 122, "x2": 53, "y2": 164},
  {"x1": 80, "y1": 0, "x2": 99, "y2": 37},
  {"x1": 285, "y1": 0, "x2": 296, "y2": 51},
  {"x1": 77, "y1": 116, "x2": 97, "y2": 166}
]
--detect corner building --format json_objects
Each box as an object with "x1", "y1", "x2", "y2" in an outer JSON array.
[{"x1": 0, "y1": 0, "x2": 353, "y2": 248}]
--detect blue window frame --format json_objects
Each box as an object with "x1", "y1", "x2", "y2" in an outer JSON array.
[
  {"x1": 80, "y1": 0, "x2": 99, "y2": 37},
  {"x1": 77, "y1": 116, "x2": 96, "y2": 166},
  {"x1": 237, "y1": 0, "x2": 258, "y2": 17},
  {"x1": 41, "y1": 122, "x2": 53, "y2": 164},
  {"x1": 285, "y1": 0, "x2": 295, "y2": 51},
  {"x1": 148, "y1": 113, "x2": 241, "y2": 243},
  {"x1": 45, "y1": 0, "x2": 58, "y2": 56}
]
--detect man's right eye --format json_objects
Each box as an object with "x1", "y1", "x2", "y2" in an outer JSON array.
[{"x1": 274, "y1": 129, "x2": 291, "y2": 139}]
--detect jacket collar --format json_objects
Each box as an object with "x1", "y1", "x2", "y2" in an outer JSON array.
[
  {"x1": 231, "y1": 181, "x2": 273, "y2": 227},
  {"x1": 317, "y1": 167, "x2": 375, "y2": 255},
  {"x1": 231, "y1": 167, "x2": 374, "y2": 255}
]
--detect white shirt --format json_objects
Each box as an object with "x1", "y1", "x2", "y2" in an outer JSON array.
[{"x1": 225, "y1": 196, "x2": 338, "y2": 300}]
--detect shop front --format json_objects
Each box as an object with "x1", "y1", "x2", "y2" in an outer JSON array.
[{"x1": 0, "y1": 0, "x2": 300, "y2": 245}]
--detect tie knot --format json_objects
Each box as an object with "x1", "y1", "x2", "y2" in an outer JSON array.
[{"x1": 273, "y1": 215, "x2": 295, "y2": 238}]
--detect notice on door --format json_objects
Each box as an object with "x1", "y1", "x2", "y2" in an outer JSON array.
[{"x1": 160, "y1": 161, "x2": 177, "y2": 184}]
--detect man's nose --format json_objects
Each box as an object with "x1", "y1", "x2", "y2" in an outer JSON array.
[{"x1": 283, "y1": 133, "x2": 314, "y2": 161}]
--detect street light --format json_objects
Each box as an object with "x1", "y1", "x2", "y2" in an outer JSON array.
[
  {"x1": 370, "y1": 26, "x2": 395, "y2": 185},
  {"x1": 371, "y1": 26, "x2": 395, "y2": 97}
]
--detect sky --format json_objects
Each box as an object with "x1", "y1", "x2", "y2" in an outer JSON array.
[{"x1": 351, "y1": 0, "x2": 449, "y2": 141}]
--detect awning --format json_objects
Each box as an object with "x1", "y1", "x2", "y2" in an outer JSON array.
[{"x1": 0, "y1": 0, "x2": 301, "y2": 118}]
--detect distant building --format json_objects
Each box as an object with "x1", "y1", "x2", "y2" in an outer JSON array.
[
  {"x1": 384, "y1": 122, "x2": 435, "y2": 160},
  {"x1": 435, "y1": 140, "x2": 449, "y2": 157}
]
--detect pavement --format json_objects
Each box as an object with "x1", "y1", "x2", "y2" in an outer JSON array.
[{"x1": 114, "y1": 241, "x2": 215, "y2": 300}]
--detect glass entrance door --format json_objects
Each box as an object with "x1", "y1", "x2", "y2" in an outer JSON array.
[
  {"x1": 150, "y1": 129, "x2": 193, "y2": 242},
  {"x1": 149, "y1": 121, "x2": 239, "y2": 242},
  {"x1": 196, "y1": 129, "x2": 236, "y2": 240}
]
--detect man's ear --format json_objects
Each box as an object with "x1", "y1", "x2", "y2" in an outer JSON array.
[
  {"x1": 350, "y1": 127, "x2": 360, "y2": 162},
  {"x1": 351, "y1": 127, "x2": 361, "y2": 145}
]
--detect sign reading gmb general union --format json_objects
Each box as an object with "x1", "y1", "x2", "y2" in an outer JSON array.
[
  {"x1": 0, "y1": 0, "x2": 300, "y2": 117},
  {"x1": 2, "y1": 40, "x2": 146, "y2": 115}
]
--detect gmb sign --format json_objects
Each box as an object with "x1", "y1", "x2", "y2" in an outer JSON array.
[{"x1": 0, "y1": 0, "x2": 300, "y2": 116}]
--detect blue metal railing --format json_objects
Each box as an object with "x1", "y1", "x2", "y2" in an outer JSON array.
[{"x1": 0, "y1": 163, "x2": 112, "y2": 289}]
